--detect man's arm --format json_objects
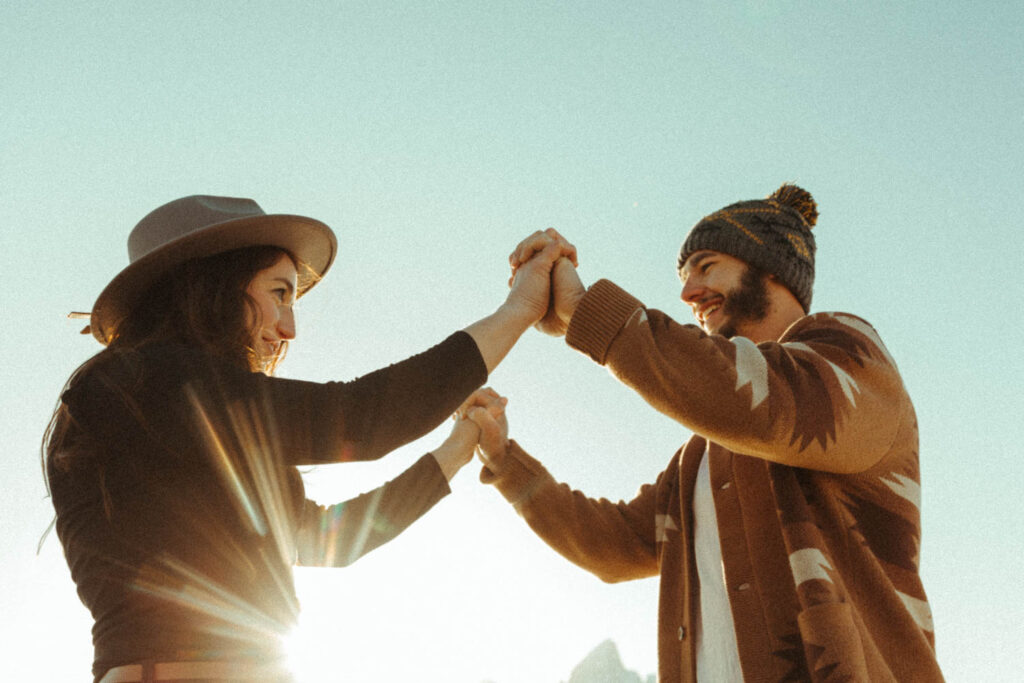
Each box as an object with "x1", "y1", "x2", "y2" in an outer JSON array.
[
  {"x1": 507, "y1": 230, "x2": 906, "y2": 473},
  {"x1": 565, "y1": 279, "x2": 910, "y2": 474},
  {"x1": 468, "y1": 392, "x2": 659, "y2": 583},
  {"x1": 480, "y1": 440, "x2": 661, "y2": 583}
]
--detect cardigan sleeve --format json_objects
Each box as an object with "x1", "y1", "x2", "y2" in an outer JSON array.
[
  {"x1": 295, "y1": 454, "x2": 450, "y2": 567},
  {"x1": 565, "y1": 279, "x2": 910, "y2": 474},
  {"x1": 480, "y1": 440, "x2": 660, "y2": 583}
]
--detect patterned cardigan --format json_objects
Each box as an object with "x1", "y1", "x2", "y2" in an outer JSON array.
[{"x1": 481, "y1": 279, "x2": 943, "y2": 682}]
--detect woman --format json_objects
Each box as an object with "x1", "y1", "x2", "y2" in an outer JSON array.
[{"x1": 44, "y1": 195, "x2": 571, "y2": 682}]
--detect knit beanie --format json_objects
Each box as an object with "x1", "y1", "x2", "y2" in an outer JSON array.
[{"x1": 678, "y1": 184, "x2": 819, "y2": 311}]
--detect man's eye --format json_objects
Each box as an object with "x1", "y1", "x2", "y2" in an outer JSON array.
[{"x1": 701, "y1": 263, "x2": 713, "y2": 273}]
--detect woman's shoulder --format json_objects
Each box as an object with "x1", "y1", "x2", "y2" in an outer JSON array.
[{"x1": 64, "y1": 341, "x2": 236, "y2": 402}]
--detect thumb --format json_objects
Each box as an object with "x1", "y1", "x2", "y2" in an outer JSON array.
[{"x1": 467, "y1": 406, "x2": 507, "y2": 461}]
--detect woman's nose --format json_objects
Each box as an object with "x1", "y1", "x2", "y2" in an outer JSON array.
[{"x1": 277, "y1": 307, "x2": 296, "y2": 340}]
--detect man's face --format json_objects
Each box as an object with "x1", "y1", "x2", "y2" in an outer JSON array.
[{"x1": 678, "y1": 250, "x2": 769, "y2": 338}]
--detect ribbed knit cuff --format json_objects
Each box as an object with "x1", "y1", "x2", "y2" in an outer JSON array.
[
  {"x1": 478, "y1": 440, "x2": 547, "y2": 507},
  {"x1": 565, "y1": 279, "x2": 644, "y2": 365}
]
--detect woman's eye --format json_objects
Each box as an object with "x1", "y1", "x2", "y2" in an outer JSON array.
[{"x1": 272, "y1": 288, "x2": 288, "y2": 302}]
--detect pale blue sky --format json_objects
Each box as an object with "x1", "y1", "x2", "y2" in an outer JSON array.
[{"x1": 3, "y1": 2, "x2": 1022, "y2": 680}]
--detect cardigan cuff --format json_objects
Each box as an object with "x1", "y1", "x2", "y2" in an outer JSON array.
[
  {"x1": 478, "y1": 440, "x2": 548, "y2": 508},
  {"x1": 565, "y1": 279, "x2": 645, "y2": 365}
]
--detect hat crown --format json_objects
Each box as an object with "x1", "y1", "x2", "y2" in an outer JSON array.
[
  {"x1": 90, "y1": 194, "x2": 336, "y2": 345},
  {"x1": 128, "y1": 195, "x2": 266, "y2": 263}
]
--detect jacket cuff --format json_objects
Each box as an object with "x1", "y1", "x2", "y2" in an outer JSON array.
[
  {"x1": 565, "y1": 279, "x2": 644, "y2": 365},
  {"x1": 478, "y1": 440, "x2": 548, "y2": 507}
]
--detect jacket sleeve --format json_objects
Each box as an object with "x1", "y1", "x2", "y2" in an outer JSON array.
[
  {"x1": 481, "y1": 440, "x2": 660, "y2": 583},
  {"x1": 295, "y1": 454, "x2": 450, "y2": 567},
  {"x1": 179, "y1": 331, "x2": 487, "y2": 466},
  {"x1": 566, "y1": 279, "x2": 909, "y2": 474}
]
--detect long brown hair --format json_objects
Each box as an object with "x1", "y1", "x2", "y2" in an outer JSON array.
[{"x1": 43, "y1": 246, "x2": 295, "y2": 482}]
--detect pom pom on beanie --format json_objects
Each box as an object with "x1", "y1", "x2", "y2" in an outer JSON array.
[{"x1": 769, "y1": 183, "x2": 818, "y2": 227}]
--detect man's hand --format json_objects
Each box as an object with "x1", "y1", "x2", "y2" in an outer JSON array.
[
  {"x1": 431, "y1": 388, "x2": 506, "y2": 481},
  {"x1": 504, "y1": 229, "x2": 577, "y2": 329},
  {"x1": 463, "y1": 387, "x2": 511, "y2": 475},
  {"x1": 509, "y1": 229, "x2": 585, "y2": 337}
]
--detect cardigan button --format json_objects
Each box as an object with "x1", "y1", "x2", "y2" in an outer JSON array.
[
  {"x1": 737, "y1": 583, "x2": 751, "y2": 591},
  {"x1": 720, "y1": 481, "x2": 732, "y2": 490},
  {"x1": 678, "y1": 626, "x2": 687, "y2": 640}
]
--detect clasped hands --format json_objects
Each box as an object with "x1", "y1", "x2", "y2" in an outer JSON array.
[
  {"x1": 432, "y1": 229, "x2": 584, "y2": 479},
  {"x1": 505, "y1": 228, "x2": 586, "y2": 337},
  {"x1": 430, "y1": 387, "x2": 509, "y2": 480}
]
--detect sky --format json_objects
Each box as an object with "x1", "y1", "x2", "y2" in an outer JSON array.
[{"x1": 2, "y1": 1, "x2": 1022, "y2": 681}]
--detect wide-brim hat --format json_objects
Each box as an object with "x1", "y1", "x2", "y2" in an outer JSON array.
[{"x1": 89, "y1": 195, "x2": 337, "y2": 345}]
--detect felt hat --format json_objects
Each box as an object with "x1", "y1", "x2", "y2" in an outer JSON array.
[{"x1": 88, "y1": 195, "x2": 337, "y2": 345}]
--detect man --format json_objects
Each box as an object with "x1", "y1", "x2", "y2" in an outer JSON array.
[{"x1": 471, "y1": 185, "x2": 943, "y2": 681}]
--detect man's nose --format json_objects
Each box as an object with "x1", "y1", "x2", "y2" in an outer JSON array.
[{"x1": 681, "y1": 279, "x2": 706, "y2": 304}]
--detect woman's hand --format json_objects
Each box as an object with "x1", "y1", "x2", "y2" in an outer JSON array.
[
  {"x1": 508, "y1": 229, "x2": 585, "y2": 337},
  {"x1": 460, "y1": 229, "x2": 580, "y2": 374},
  {"x1": 504, "y1": 228, "x2": 579, "y2": 330}
]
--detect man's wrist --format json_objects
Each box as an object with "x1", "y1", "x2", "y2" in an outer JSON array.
[{"x1": 559, "y1": 289, "x2": 585, "y2": 325}]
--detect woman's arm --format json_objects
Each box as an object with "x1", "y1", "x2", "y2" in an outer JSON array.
[
  {"x1": 294, "y1": 454, "x2": 449, "y2": 567},
  {"x1": 181, "y1": 238, "x2": 574, "y2": 466},
  {"x1": 294, "y1": 403, "x2": 493, "y2": 567},
  {"x1": 463, "y1": 238, "x2": 577, "y2": 372}
]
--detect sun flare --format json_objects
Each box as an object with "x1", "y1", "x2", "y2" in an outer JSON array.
[{"x1": 283, "y1": 614, "x2": 341, "y2": 683}]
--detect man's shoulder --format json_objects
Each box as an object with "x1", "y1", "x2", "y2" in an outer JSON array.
[
  {"x1": 781, "y1": 311, "x2": 899, "y2": 367},
  {"x1": 784, "y1": 311, "x2": 882, "y2": 339}
]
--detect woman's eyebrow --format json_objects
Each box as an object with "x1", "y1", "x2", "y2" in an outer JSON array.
[{"x1": 272, "y1": 277, "x2": 295, "y2": 294}]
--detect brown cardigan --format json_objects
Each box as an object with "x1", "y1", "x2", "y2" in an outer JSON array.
[{"x1": 482, "y1": 280, "x2": 943, "y2": 682}]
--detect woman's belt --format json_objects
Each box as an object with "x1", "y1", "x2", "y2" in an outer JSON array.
[{"x1": 98, "y1": 660, "x2": 293, "y2": 682}]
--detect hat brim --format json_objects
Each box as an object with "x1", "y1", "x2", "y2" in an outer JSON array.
[{"x1": 91, "y1": 213, "x2": 337, "y2": 345}]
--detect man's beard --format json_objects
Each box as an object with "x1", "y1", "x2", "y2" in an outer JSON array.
[{"x1": 717, "y1": 265, "x2": 770, "y2": 339}]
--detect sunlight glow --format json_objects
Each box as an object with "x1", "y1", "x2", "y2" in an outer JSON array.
[{"x1": 283, "y1": 612, "x2": 346, "y2": 683}]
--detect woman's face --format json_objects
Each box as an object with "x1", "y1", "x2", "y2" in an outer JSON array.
[{"x1": 245, "y1": 253, "x2": 298, "y2": 364}]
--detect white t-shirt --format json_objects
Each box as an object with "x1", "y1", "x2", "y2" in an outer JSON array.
[{"x1": 693, "y1": 448, "x2": 744, "y2": 681}]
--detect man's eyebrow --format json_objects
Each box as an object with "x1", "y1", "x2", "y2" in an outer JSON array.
[{"x1": 682, "y1": 251, "x2": 716, "y2": 271}]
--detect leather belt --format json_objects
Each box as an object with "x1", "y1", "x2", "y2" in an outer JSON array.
[{"x1": 98, "y1": 660, "x2": 292, "y2": 682}]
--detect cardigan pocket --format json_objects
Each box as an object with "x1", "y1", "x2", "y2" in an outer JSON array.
[{"x1": 796, "y1": 602, "x2": 883, "y2": 682}]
